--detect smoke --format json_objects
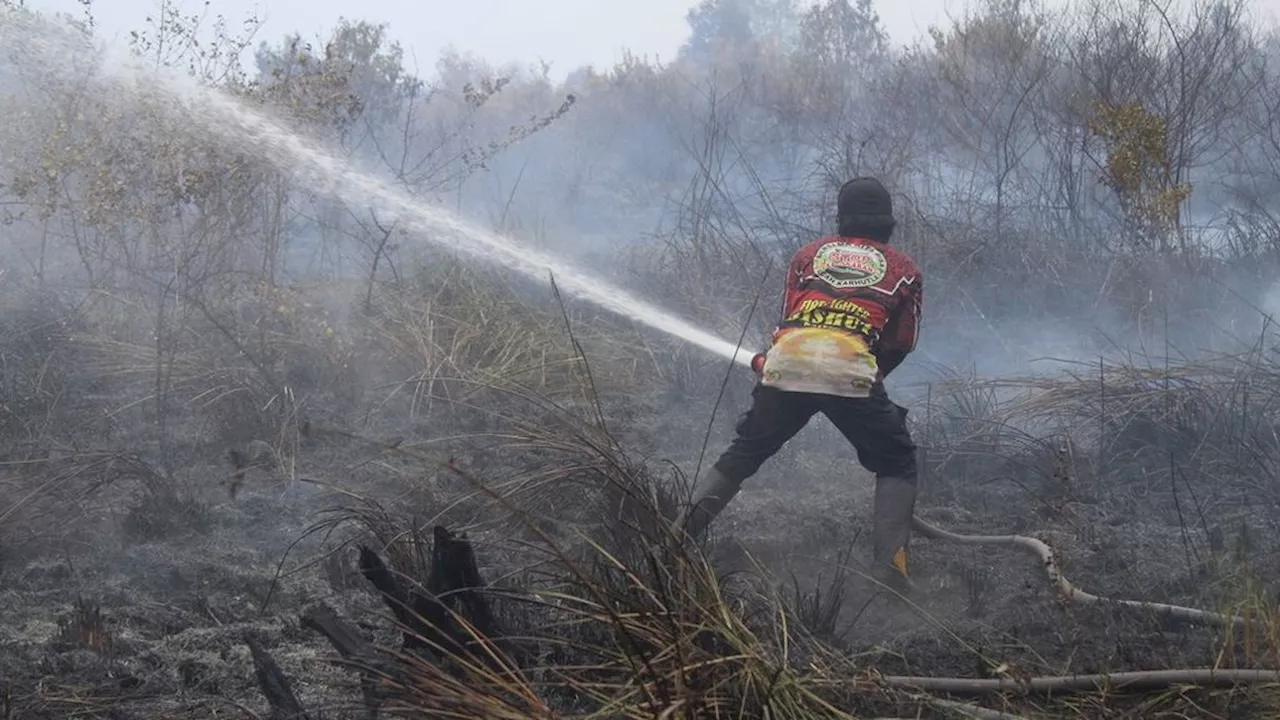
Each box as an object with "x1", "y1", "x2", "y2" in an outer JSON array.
[
  {"x1": 1264, "y1": 280, "x2": 1280, "y2": 320},
  {"x1": 0, "y1": 3, "x2": 1274, "y2": 461},
  {"x1": 2, "y1": 1, "x2": 1277, "y2": 405},
  {"x1": 5, "y1": 6, "x2": 1280, "y2": 713}
]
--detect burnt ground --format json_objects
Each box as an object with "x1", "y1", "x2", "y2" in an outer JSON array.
[{"x1": 2, "y1": 382, "x2": 1280, "y2": 719}]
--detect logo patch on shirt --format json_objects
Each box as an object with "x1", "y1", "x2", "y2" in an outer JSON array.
[{"x1": 812, "y1": 242, "x2": 887, "y2": 289}]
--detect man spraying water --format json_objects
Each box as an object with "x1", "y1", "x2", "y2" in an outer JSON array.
[{"x1": 675, "y1": 177, "x2": 924, "y2": 594}]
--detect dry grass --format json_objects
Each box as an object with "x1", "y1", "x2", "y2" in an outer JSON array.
[
  {"x1": 7, "y1": 7, "x2": 1280, "y2": 715},
  {"x1": 910, "y1": 342, "x2": 1280, "y2": 507},
  {"x1": 6, "y1": 266, "x2": 1280, "y2": 718},
  {"x1": 306, "y1": 411, "x2": 872, "y2": 718},
  {"x1": 6, "y1": 250, "x2": 1280, "y2": 719},
  {"x1": 273, "y1": 352, "x2": 1280, "y2": 719}
]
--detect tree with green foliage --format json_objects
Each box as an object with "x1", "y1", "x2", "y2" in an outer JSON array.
[{"x1": 1087, "y1": 100, "x2": 1192, "y2": 251}]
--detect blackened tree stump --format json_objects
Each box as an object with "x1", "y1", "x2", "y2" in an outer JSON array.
[
  {"x1": 357, "y1": 525, "x2": 501, "y2": 664},
  {"x1": 250, "y1": 525, "x2": 509, "y2": 719}
]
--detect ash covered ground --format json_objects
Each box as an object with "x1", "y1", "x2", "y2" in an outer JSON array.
[{"x1": 4, "y1": 371, "x2": 1279, "y2": 718}]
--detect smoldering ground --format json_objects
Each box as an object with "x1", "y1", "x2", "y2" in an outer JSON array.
[{"x1": 3, "y1": 0, "x2": 1280, "y2": 718}]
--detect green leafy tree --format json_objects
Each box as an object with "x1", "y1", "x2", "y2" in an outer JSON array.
[
  {"x1": 1087, "y1": 100, "x2": 1192, "y2": 251},
  {"x1": 251, "y1": 19, "x2": 419, "y2": 146}
]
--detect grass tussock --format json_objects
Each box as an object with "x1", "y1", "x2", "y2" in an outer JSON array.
[
  {"x1": 914, "y1": 343, "x2": 1280, "y2": 509},
  {"x1": 311, "y1": 414, "x2": 871, "y2": 718}
]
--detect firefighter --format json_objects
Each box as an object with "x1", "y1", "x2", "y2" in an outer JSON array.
[{"x1": 674, "y1": 177, "x2": 923, "y2": 593}]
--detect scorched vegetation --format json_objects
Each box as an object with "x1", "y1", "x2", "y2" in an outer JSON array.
[{"x1": 2, "y1": 0, "x2": 1280, "y2": 718}]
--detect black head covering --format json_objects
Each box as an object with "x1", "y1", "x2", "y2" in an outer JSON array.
[{"x1": 837, "y1": 177, "x2": 896, "y2": 242}]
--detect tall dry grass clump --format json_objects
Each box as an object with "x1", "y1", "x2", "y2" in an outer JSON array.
[
  {"x1": 295, "y1": 381, "x2": 886, "y2": 719},
  {"x1": 916, "y1": 339, "x2": 1280, "y2": 508},
  {"x1": 0, "y1": 284, "x2": 140, "y2": 558},
  {"x1": 359, "y1": 255, "x2": 667, "y2": 422}
]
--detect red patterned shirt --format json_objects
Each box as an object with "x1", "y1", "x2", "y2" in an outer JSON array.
[{"x1": 759, "y1": 235, "x2": 923, "y2": 397}]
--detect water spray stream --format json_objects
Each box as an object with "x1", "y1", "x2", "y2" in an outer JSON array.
[{"x1": 0, "y1": 9, "x2": 754, "y2": 369}]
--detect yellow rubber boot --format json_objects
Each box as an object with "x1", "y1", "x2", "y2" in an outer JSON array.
[{"x1": 872, "y1": 475, "x2": 917, "y2": 595}]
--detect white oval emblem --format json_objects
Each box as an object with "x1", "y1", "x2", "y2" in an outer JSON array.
[{"x1": 812, "y1": 242, "x2": 888, "y2": 289}]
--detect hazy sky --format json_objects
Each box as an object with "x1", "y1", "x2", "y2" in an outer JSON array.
[
  {"x1": 24, "y1": 0, "x2": 1272, "y2": 81},
  {"x1": 27, "y1": 0, "x2": 987, "y2": 78}
]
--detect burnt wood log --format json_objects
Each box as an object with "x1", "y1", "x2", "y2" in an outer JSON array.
[
  {"x1": 357, "y1": 525, "x2": 501, "y2": 665},
  {"x1": 291, "y1": 527, "x2": 518, "y2": 716},
  {"x1": 301, "y1": 603, "x2": 384, "y2": 720},
  {"x1": 245, "y1": 635, "x2": 310, "y2": 720}
]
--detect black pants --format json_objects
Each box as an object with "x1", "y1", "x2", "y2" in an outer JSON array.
[{"x1": 712, "y1": 383, "x2": 918, "y2": 483}]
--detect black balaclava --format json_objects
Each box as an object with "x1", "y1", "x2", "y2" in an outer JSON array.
[{"x1": 837, "y1": 177, "x2": 896, "y2": 242}]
